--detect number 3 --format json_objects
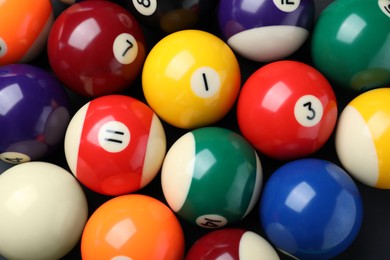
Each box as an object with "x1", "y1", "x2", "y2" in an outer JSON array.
[
  {"x1": 294, "y1": 95, "x2": 323, "y2": 127},
  {"x1": 303, "y1": 101, "x2": 316, "y2": 120}
]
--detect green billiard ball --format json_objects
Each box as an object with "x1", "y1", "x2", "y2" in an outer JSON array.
[{"x1": 311, "y1": 0, "x2": 390, "y2": 91}]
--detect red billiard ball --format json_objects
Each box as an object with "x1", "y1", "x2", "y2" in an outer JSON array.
[
  {"x1": 0, "y1": 0, "x2": 53, "y2": 65},
  {"x1": 64, "y1": 95, "x2": 166, "y2": 195},
  {"x1": 48, "y1": 1, "x2": 146, "y2": 97},
  {"x1": 237, "y1": 60, "x2": 337, "y2": 160}
]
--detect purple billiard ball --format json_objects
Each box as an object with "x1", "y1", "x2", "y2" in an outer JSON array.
[
  {"x1": 218, "y1": 0, "x2": 315, "y2": 62},
  {"x1": 0, "y1": 64, "x2": 71, "y2": 164}
]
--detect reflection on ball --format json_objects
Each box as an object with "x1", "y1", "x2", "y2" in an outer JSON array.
[{"x1": 142, "y1": 29, "x2": 241, "y2": 129}]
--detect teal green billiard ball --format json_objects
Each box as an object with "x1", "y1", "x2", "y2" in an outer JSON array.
[
  {"x1": 311, "y1": 0, "x2": 390, "y2": 91},
  {"x1": 161, "y1": 127, "x2": 262, "y2": 229}
]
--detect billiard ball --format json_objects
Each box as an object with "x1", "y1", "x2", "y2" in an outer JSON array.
[
  {"x1": 311, "y1": 0, "x2": 390, "y2": 91},
  {"x1": 142, "y1": 29, "x2": 241, "y2": 129},
  {"x1": 259, "y1": 158, "x2": 363, "y2": 259},
  {"x1": 218, "y1": 0, "x2": 315, "y2": 62},
  {"x1": 161, "y1": 127, "x2": 262, "y2": 228},
  {"x1": 64, "y1": 95, "x2": 166, "y2": 195},
  {"x1": 335, "y1": 88, "x2": 390, "y2": 189},
  {"x1": 186, "y1": 228, "x2": 279, "y2": 260},
  {"x1": 236, "y1": 60, "x2": 337, "y2": 160},
  {"x1": 81, "y1": 194, "x2": 185, "y2": 260},
  {"x1": 124, "y1": 0, "x2": 219, "y2": 35},
  {"x1": 0, "y1": 0, "x2": 53, "y2": 65},
  {"x1": 0, "y1": 64, "x2": 71, "y2": 164},
  {"x1": 47, "y1": 0, "x2": 146, "y2": 97},
  {"x1": 0, "y1": 162, "x2": 88, "y2": 260}
]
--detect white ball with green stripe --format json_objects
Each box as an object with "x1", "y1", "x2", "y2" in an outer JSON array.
[{"x1": 161, "y1": 127, "x2": 262, "y2": 228}]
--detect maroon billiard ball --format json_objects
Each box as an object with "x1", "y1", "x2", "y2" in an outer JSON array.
[
  {"x1": 186, "y1": 228, "x2": 279, "y2": 260},
  {"x1": 48, "y1": 0, "x2": 146, "y2": 97}
]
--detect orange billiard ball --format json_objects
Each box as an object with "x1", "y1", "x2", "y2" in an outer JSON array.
[
  {"x1": 81, "y1": 194, "x2": 185, "y2": 260},
  {"x1": 0, "y1": 0, "x2": 53, "y2": 65}
]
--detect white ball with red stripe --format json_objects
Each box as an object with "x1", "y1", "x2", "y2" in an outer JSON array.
[{"x1": 64, "y1": 95, "x2": 166, "y2": 195}]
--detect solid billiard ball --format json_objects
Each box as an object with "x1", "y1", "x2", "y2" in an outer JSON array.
[
  {"x1": 259, "y1": 158, "x2": 363, "y2": 259},
  {"x1": 218, "y1": 0, "x2": 315, "y2": 62},
  {"x1": 186, "y1": 228, "x2": 279, "y2": 260},
  {"x1": 0, "y1": 0, "x2": 53, "y2": 65},
  {"x1": 335, "y1": 88, "x2": 390, "y2": 189},
  {"x1": 81, "y1": 194, "x2": 185, "y2": 260},
  {"x1": 124, "y1": 0, "x2": 219, "y2": 35},
  {"x1": 47, "y1": 1, "x2": 146, "y2": 97},
  {"x1": 311, "y1": 0, "x2": 390, "y2": 91},
  {"x1": 0, "y1": 64, "x2": 71, "y2": 164},
  {"x1": 142, "y1": 29, "x2": 241, "y2": 129},
  {"x1": 0, "y1": 162, "x2": 88, "y2": 260},
  {"x1": 161, "y1": 127, "x2": 262, "y2": 228},
  {"x1": 236, "y1": 60, "x2": 337, "y2": 160},
  {"x1": 64, "y1": 95, "x2": 166, "y2": 196}
]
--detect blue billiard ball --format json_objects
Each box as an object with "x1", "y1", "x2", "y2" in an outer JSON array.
[{"x1": 259, "y1": 158, "x2": 363, "y2": 259}]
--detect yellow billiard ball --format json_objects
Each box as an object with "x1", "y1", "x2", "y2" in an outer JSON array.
[{"x1": 142, "y1": 29, "x2": 241, "y2": 129}]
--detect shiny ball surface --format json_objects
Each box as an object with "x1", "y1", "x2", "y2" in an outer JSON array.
[
  {"x1": 48, "y1": 1, "x2": 146, "y2": 97},
  {"x1": 311, "y1": 0, "x2": 390, "y2": 90},
  {"x1": 142, "y1": 29, "x2": 240, "y2": 129},
  {"x1": 81, "y1": 194, "x2": 185, "y2": 260},
  {"x1": 336, "y1": 88, "x2": 390, "y2": 188},
  {"x1": 186, "y1": 228, "x2": 279, "y2": 260},
  {"x1": 0, "y1": 162, "x2": 88, "y2": 260},
  {"x1": 218, "y1": 0, "x2": 315, "y2": 62},
  {"x1": 64, "y1": 95, "x2": 166, "y2": 195},
  {"x1": 0, "y1": 64, "x2": 70, "y2": 164},
  {"x1": 0, "y1": 0, "x2": 53, "y2": 65},
  {"x1": 237, "y1": 60, "x2": 337, "y2": 160},
  {"x1": 161, "y1": 127, "x2": 262, "y2": 228},
  {"x1": 260, "y1": 158, "x2": 363, "y2": 259}
]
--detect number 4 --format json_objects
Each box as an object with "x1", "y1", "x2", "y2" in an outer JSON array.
[{"x1": 385, "y1": 4, "x2": 390, "y2": 14}]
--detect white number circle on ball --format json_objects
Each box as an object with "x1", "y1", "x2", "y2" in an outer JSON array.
[{"x1": 294, "y1": 95, "x2": 323, "y2": 127}]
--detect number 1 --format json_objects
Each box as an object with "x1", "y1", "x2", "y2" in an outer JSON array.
[{"x1": 202, "y1": 73, "x2": 209, "y2": 91}]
